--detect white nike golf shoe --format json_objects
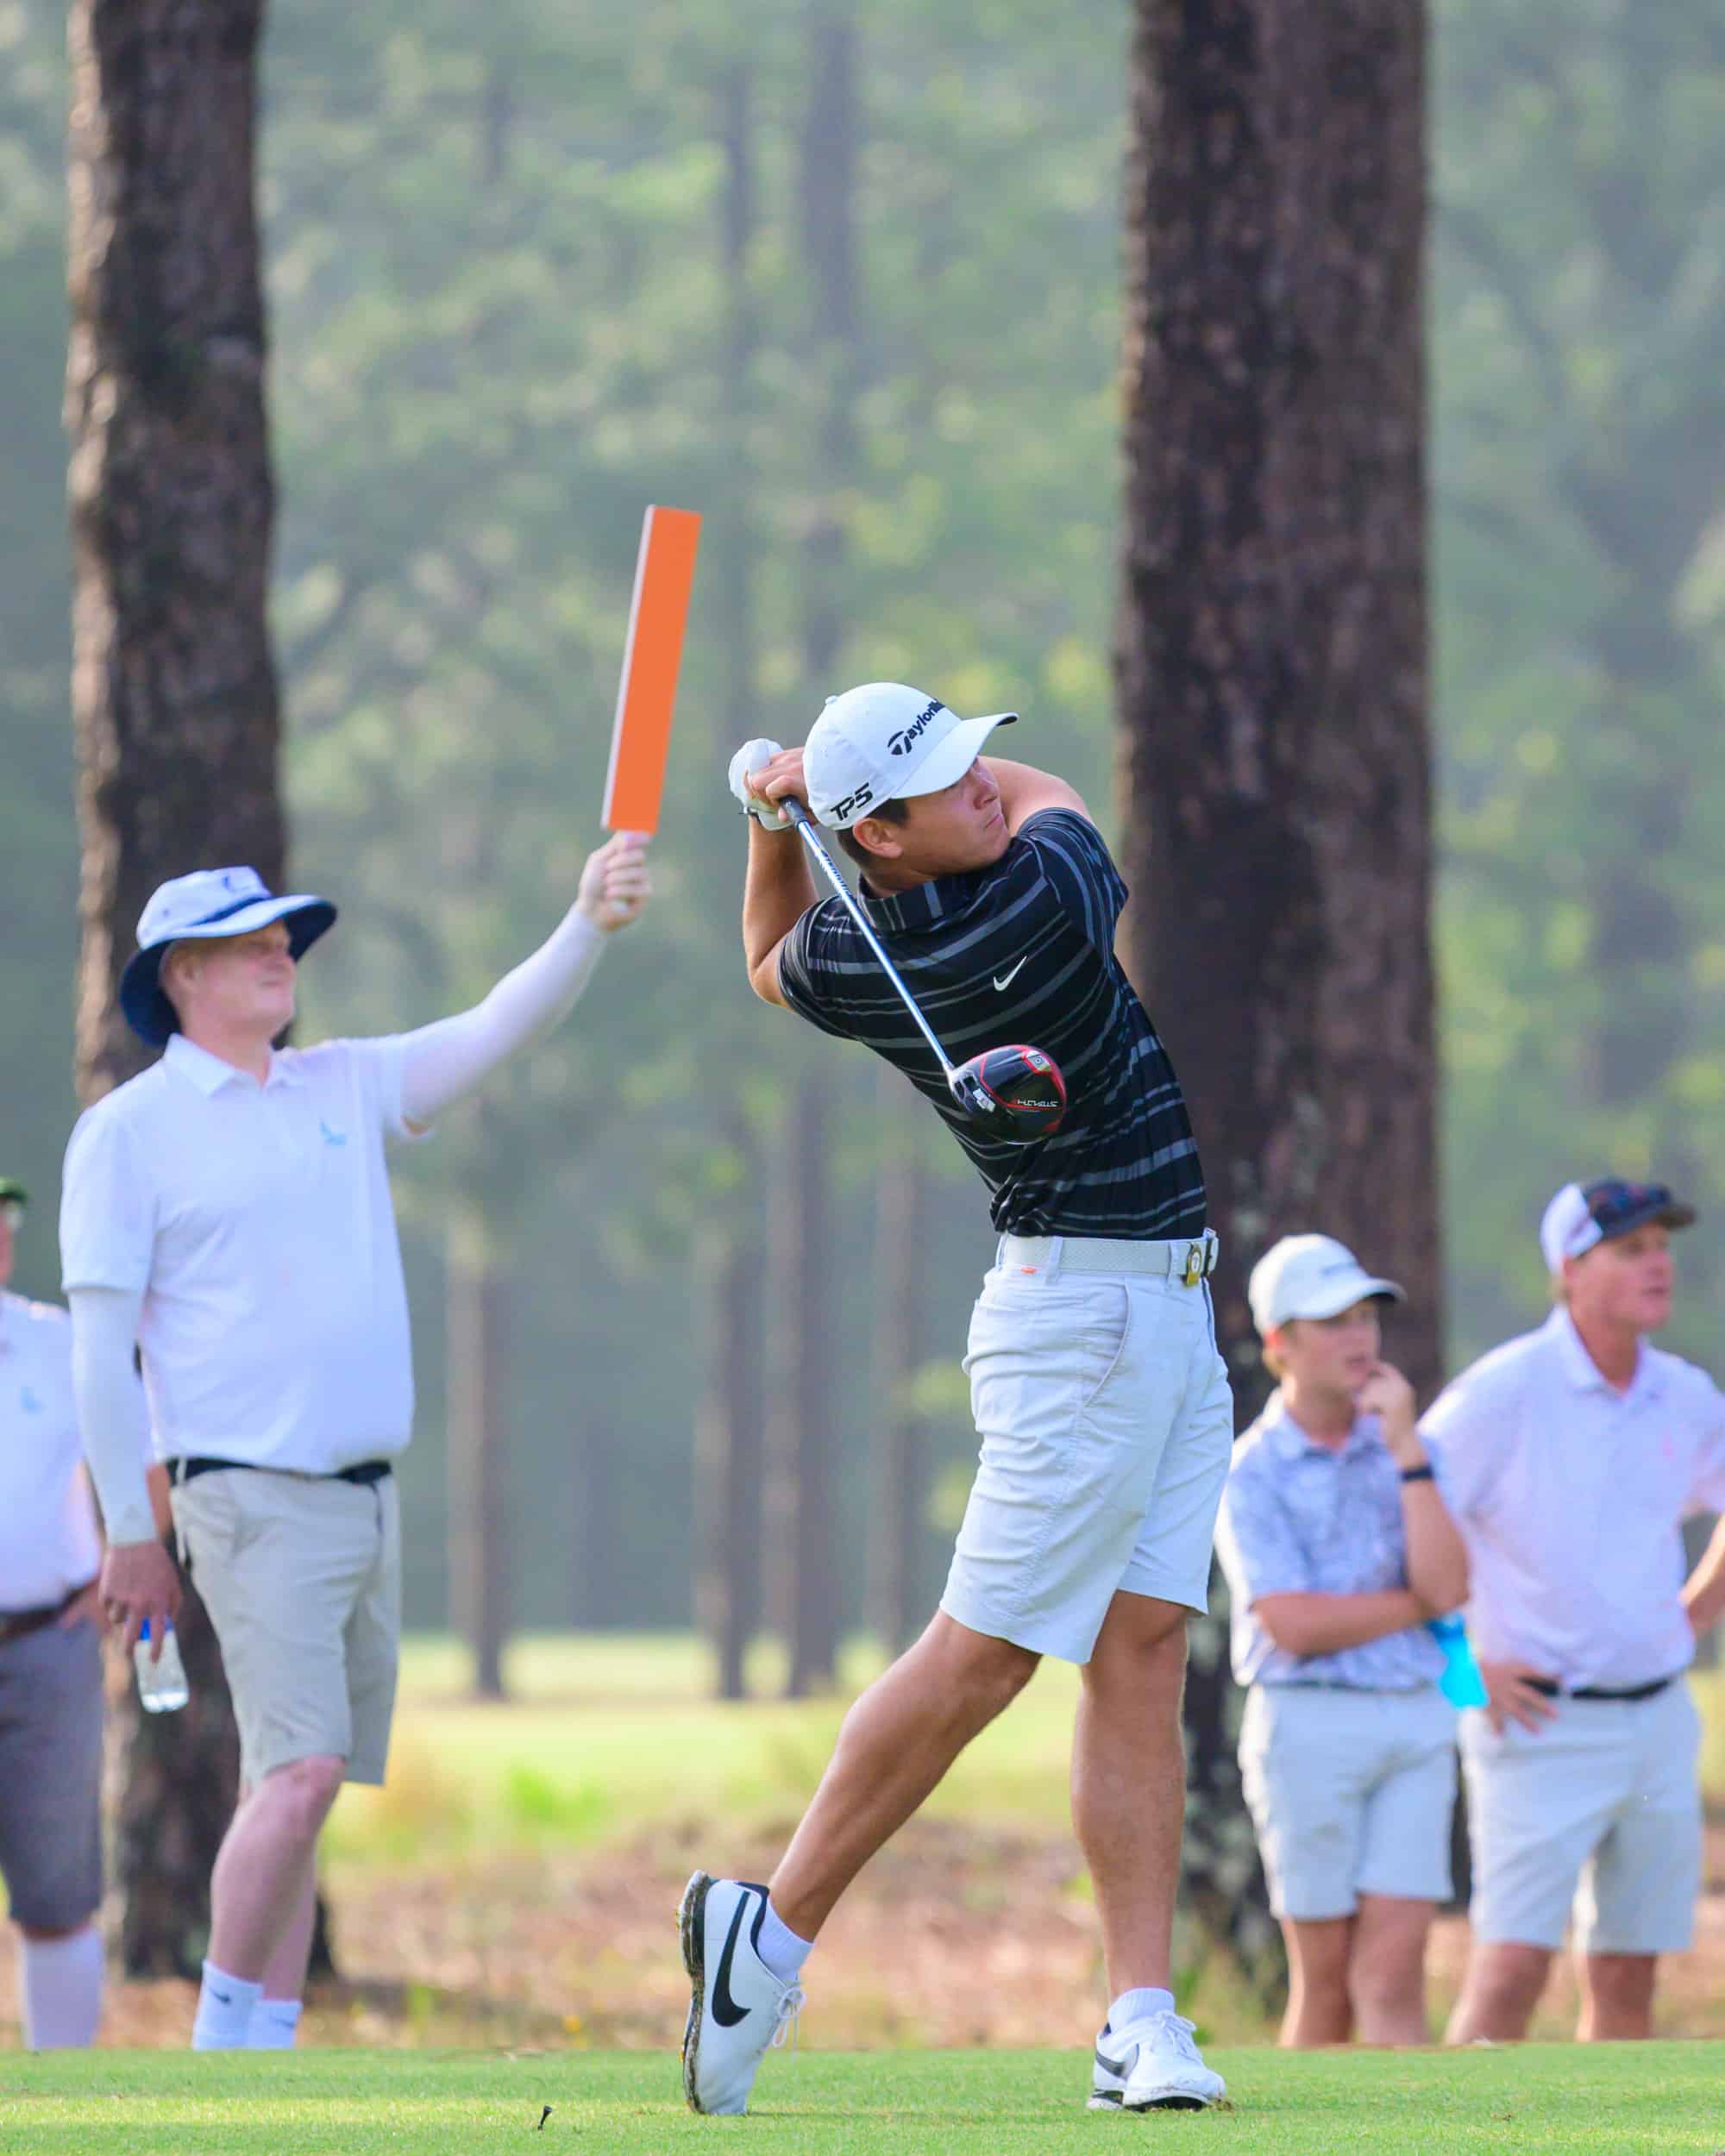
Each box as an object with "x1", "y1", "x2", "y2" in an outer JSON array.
[
  {"x1": 1088, "y1": 2010, "x2": 1226, "y2": 2112},
  {"x1": 679, "y1": 1871, "x2": 805, "y2": 2115}
]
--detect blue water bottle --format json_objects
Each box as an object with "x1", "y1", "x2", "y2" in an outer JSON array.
[{"x1": 1427, "y1": 1614, "x2": 1488, "y2": 1708}]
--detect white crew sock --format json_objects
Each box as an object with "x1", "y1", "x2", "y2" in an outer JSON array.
[
  {"x1": 756, "y1": 1899, "x2": 814, "y2": 1986},
  {"x1": 19, "y1": 1925, "x2": 104, "y2": 2048},
  {"x1": 247, "y1": 1996, "x2": 304, "y2": 2049},
  {"x1": 1108, "y1": 1985, "x2": 1176, "y2": 2032},
  {"x1": 191, "y1": 1960, "x2": 263, "y2": 2050}
]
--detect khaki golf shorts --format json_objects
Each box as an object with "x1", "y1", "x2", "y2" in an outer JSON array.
[
  {"x1": 1458, "y1": 1679, "x2": 1701, "y2": 1954},
  {"x1": 172, "y1": 1466, "x2": 401, "y2": 1786},
  {"x1": 941, "y1": 1244, "x2": 1233, "y2": 1664},
  {"x1": 1239, "y1": 1683, "x2": 1457, "y2": 1921}
]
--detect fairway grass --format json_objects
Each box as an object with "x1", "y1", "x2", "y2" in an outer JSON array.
[{"x1": 1, "y1": 2043, "x2": 1718, "y2": 2156}]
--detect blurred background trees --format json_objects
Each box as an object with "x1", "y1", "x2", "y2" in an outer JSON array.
[{"x1": 2, "y1": 0, "x2": 1722, "y2": 1977}]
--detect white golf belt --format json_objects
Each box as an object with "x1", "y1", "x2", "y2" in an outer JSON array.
[{"x1": 996, "y1": 1228, "x2": 1219, "y2": 1282}]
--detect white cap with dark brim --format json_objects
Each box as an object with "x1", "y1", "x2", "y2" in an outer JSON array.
[
  {"x1": 1248, "y1": 1233, "x2": 1405, "y2": 1337},
  {"x1": 120, "y1": 867, "x2": 336, "y2": 1047}
]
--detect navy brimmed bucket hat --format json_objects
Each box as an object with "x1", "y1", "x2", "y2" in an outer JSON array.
[{"x1": 120, "y1": 868, "x2": 336, "y2": 1046}]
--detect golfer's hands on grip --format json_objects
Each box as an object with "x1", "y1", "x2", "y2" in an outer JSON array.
[
  {"x1": 1478, "y1": 1658, "x2": 1560, "y2": 1737},
  {"x1": 100, "y1": 1537, "x2": 182, "y2": 1658},
  {"x1": 728, "y1": 739, "x2": 806, "y2": 829},
  {"x1": 576, "y1": 830, "x2": 652, "y2": 933}
]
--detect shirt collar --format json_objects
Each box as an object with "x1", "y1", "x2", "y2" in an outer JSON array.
[
  {"x1": 857, "y1": 844, "x2": 1013, "y2": 934},
  {"x1": 1546, "y1": 1304, "x2": 1661, "y2": 1401},
  {"x1": 1259, "y1": 1387, "x2": 1376, "y2": 1461},
  {"x1": 164, "y1": 1032, "x2": 303, "y2": 1095}
]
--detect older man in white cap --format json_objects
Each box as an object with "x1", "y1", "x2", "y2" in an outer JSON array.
[
  {"x1": 60, "y1": 836, "x2": 649, "y2": 2049},
  {"x1": 1424, "y1": 1177, "x2": 1725, "y2": 2043},
  {"x1": 1216, "y1": 1234, "x2": 1470, "y2": 2047}
]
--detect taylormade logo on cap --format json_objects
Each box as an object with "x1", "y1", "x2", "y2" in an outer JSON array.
[{"x1": 804, "y1": 680, "x2": 1019, "y2": 829}]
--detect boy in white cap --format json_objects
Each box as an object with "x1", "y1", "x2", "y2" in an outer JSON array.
[
  {"x1": 686, "y1": 687, "x2": 1233, "y2": 2116},
  {"x1": 1215, "y1": 1235, "x2": 1470, "y2": 2046},
  {"x1": 1425, "y1": 1178, "x2": 1725, "y2": 2043},
  {"x1": 60, "y1": 837, "x2": 649, "y2": 2049}
]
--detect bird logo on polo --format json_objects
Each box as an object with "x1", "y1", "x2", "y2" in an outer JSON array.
[
  {"x1": 18, "y1": 1386, "x2": 43, "y2": 1415},
  {"x1": 319, "y1": 1120, "x2": 348, "y2": 1148}
]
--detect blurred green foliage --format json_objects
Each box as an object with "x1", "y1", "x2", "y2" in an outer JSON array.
[{"x1": 1, "y1": 0, "x2": 1720, "y2": 1628}]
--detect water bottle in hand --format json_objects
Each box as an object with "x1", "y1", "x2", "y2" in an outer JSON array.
[{"x1": 135, "y1": 1618, "x2": 190, "y2": 1714}]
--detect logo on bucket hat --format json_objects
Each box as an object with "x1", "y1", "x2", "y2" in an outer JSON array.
[
  {"x1": 119, "y1": 868, "x2": 337, "y2": 1047},
  {"x1": 805, "y1": 682, "x2": 1018, "y2": 829}
]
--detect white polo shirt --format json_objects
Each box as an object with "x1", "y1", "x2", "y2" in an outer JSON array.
[
  {"x1": 60, "y1": 1032, "x2": 424, "y2": 1476},
  {"x1": 1421, "y1": 1307, "x2": 1725, "y2": 1690},
  {"x1": 0, "y1": 1290, "x2": 102, "y2": 1611}
]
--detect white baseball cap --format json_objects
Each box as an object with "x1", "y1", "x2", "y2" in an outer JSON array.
[
  {"x1": 120, "y1": 867, "x2": 336, "y2": 1046},
  {"x1": 1539, "y1": 1177, "x2": 1696, "y2": 1274},
  {"x1": 1248, "y1": 1233, "x2": 1405, "y2": 1336},
  {"x1": 804, "y1": 682, "x2": 1017, "y2": 829}
]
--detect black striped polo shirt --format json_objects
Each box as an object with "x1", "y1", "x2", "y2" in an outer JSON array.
[{"x1": 778, "y1": 809, "x2": 1207, "y2": 1238}]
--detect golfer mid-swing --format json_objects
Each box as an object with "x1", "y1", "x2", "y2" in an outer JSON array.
[
  {"x1": 62, "y1": 835, "x2": 649, "y2": 2050},
  {"x1": 683, "y1": 684, "x2": 1232, "y2": 2116}
]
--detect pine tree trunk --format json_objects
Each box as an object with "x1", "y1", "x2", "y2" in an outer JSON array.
[
  {"x1": 1117, "y1": 0, "x2": 1432, "y2": 1990},
  {"x1": 63, "y1": 0, "x2": 341, "y2": 1982},
  {"x1": 693, "y1": 61, "x2": 768, "y2": 1704},
  {"x1": 694, "y1": 1168, "x2": 764, "y2": 1702},
  {"x1": 447, "y1": 1188, "x2": 509, "y2": 1701},
  {"x1": 869, "y1": 1073, "x2": 927, "y2": 1655},
  {"x1": 764, "y1": 1077, "x2": 839, "y2": 1695}
]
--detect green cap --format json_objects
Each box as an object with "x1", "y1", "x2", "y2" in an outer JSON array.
[{"x1": 0, "y1": 1178, "x2": 28, "y2": 1208}]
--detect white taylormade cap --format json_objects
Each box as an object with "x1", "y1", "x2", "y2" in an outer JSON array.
[
  {"x1": 803, "y1": 682, "x2": 1017, "y2": 829},
  {"x1": 1247, "y1": 1233, "x2": 1405, "y2": 1336}
]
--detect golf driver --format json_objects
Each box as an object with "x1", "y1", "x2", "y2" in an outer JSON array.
[{"x1": 782, "y1": 798, "x2": 1066, "y2": 1141}]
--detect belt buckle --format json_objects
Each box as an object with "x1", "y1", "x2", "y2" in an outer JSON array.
[{"x1": 1182, "y1": 1241, "x2": 1204, "y2": 1288}]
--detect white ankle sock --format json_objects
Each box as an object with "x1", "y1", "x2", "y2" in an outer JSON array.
[
  {"x1": 191, "y1": 1961, "x2": 263, "y2": 2050},
  {"x1": 1108, "y1": 1985, "x2": 1175, "y2": 2032},
  {"x1": 756, "y1": 1899, "x2": 814, "y2": 1985},
  {"x1": 19, "y1": 1926, "x2": 104, "y2": 2048},
  {"x1": 247, "y1": 1996, "x2": 303, "y2": 2048}
]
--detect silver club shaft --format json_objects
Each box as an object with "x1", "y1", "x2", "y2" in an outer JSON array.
[{"x1": 783, "y1": 799, "x2": 959, "y2": 1081}]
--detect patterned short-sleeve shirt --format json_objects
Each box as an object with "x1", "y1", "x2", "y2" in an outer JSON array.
[{"x1": 1215, "y1": 1389, "x2": 1446, "y2": 1689}]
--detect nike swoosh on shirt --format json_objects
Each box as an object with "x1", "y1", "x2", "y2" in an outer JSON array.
[
  {"x1": 710, "y1": 1892, "x2": 754, "y2": 2028},
  {"x1": 993, "y1": 956, "x2": 1029, "y2": 991}
]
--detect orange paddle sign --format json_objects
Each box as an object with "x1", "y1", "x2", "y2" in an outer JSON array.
[{"x1": 602, "y1": 505, "x2": 702, "y2": 835}]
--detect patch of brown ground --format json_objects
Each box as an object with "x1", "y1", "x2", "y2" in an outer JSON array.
[{"x1": 4, "y1": 1818, "x2": 1722, "y2": 2050}]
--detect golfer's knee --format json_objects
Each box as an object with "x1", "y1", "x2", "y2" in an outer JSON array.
[
  {"x1": 258, "y1": 1753, "x2": 346, "y2": 1842},
  {"x1": 1462, "y1": 1942, "x2": 1549, "y2": 2025},
  {"x1": 942, "y1": 1629, "x2": 1038, "y2": 1718}
]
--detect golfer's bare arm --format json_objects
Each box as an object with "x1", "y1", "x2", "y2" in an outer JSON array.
[
  {"x1": 743, "y1": 818, "x2": 816, "y2": 1007},
  {"x1": 982, "y1": 758, "x2": 1088, "y2": 835},
  {"x1": 1252, "y1": 1589, "x2": 1432, "y2": 1658}
]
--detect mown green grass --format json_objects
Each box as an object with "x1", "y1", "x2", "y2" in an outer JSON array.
[
  {"x1": 0, "y1": 2043, "x2": 1718, "y2": 2155},
  {"x1": 325, "y1": 1633, "x2": 1725, "y2": 1866}
]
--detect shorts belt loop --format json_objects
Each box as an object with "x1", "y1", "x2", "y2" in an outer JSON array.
[{"x1": 1044, "y1": 1235, "x2": 1064, "y2": 1281}]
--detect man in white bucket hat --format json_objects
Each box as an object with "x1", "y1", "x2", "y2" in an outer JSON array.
[{"x1": 60, "y1": 837, "x2": 649, "y2": 2049}]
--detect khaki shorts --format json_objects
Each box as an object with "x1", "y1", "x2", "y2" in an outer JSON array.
[
  {"x1": 172, "y1": 1467, "x2": 401, "y2": 1786},
  {"x1": 942, "y1": 1247, "x2": 1233, "y2": 1664},
  {"x1": 1239, "y1": 1683, "x2": 1457, "y2": 1921},
  {"x1": 1458, "y1": 1679, "x2": 1701, "y2": 1954}
]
